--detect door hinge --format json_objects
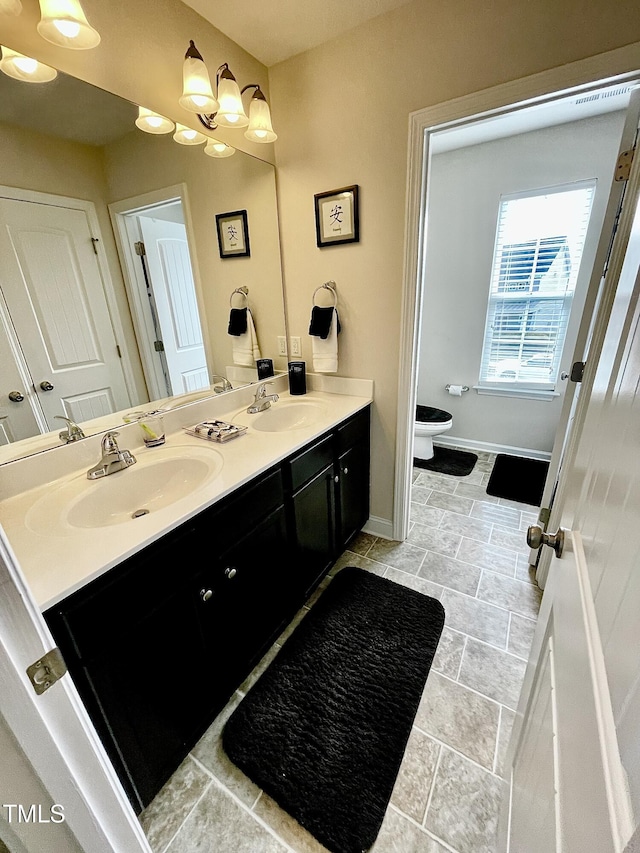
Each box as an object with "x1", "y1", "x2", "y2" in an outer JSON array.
[
  {"x1": 116, "y1": 344, "x2": 122, "y2": 358},
  {"x1": 614, "y1": 148, "x2": 635, "y2": 182},
  {"x1": 134, "y1": 241, "x2": 146, "y2": 256},
  {"x1": 538, "y1": 506, "x2": 551, "y2": 527},
  {"x1": 26, "y1": 647, "x2": 67, "y2": 695},
  {"x1": 154, "y1": 340, "x2": 165, "y2": 352},
  {"x1": 90, "y1": 237, "x2": 99, "y2": 255},
  {"x1": 570, "y1": 361, "x2": 585, "y2": 382}
]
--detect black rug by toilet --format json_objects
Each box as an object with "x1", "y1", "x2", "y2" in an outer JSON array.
[
  {"x1": 414, "y1": 445, "x2": 478, "y2": 477},
  {"x1": 486, "y1": 453, "x2": 549, "y2": 506},
  {"x1": 222, "y1": 567, "x2": 445, "y2": 853}
]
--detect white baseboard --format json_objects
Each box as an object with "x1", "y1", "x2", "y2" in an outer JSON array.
[
  {"x1": 362, "y1": 515, "x2": 394, "y2": 541},
  {"x1": 436, "y1": 434, "x2": 552, "y2": 462}
]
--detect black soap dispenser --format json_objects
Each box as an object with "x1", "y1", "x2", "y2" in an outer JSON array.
[{"x1": 288, "y1": 361, "x2": 306, "y2": 395}]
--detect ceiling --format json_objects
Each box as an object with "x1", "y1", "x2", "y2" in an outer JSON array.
[{"x1": 180, "y1": 0, "x2": 415, "y2": 66}]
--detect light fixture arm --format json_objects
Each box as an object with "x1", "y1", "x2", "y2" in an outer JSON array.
[
  {"x1": 196, "y1": 63, "x2": 235, "y2": 130},
  {"x1": 241, "y1": 83, "x2": 266, "y2": 100}
]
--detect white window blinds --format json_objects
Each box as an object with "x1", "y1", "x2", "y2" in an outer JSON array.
[{"x1": 479, "y1": 182, "x2": 596, "y2": 389}]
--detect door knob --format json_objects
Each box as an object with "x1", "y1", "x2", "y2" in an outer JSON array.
[
  {"x1": 225, "y1": 567, "x2": 237, "y2": 579},
  {"x1": 8, "y1": 391, "x2": 25, "y2": 402},
  {"x1": 527, "y1": 525, "x2": 565, "y2": 557},
  {"x1": 39, "y1": 381, "x2": 54, "y2": 391},
  {"x1": 199, "y1": 588, "x2": 213, "y2": 602}
]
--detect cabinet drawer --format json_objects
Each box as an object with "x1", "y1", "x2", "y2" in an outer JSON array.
[
  {"x1": 336, "y1": 406, "x2": 370, "y2": 455},
  {"x1": 288, "y1": 435, "x2": 334, "y2": 492}
]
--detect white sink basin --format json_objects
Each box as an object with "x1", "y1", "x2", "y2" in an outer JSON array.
[
  {"x1": 235, "y1": 399, "x2": 328, "y2": 432},
  {"x1": 26, "y1": 444, "x2": 224, "y2": 534}
]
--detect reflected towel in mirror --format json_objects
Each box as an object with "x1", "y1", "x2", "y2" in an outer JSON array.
[{"x1": 231, "y1": 308, "x2": 261, "y2": 366}]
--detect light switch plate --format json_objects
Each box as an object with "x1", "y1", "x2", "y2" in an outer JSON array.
[{"x1": 290, "y1": 336, "x2": 301, "y2": 357}]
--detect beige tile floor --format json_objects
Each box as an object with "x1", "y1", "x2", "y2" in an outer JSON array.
[{"x1": 140, "y1": 449, "x2": 542, "y2": 853}]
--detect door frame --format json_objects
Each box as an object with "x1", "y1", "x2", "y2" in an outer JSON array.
[
  {"x1": 394, "y1": 42, "x2": 640, "y2": 542},
  {"x1": 0, "y1": 185, "x2": 140, "y2": 410},
  {"x1": 109, "y1": 184, "x2": 212, "y2": 403}
]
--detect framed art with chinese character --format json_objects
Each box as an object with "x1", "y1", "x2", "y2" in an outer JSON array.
[
  {"x1": 216, "y1": 209, "x2": 250, "y2": 258},
  {"x1": 314, "y1": 185, "x2": 359, "y2": 247}
]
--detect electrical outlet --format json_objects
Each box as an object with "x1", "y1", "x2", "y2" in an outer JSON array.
[
  {"x1": 290, "y1": 336, "x2": 302, "y2": 357},
  {"x1": 277, "y1": 336, "x2": 287, "y2": 356}
]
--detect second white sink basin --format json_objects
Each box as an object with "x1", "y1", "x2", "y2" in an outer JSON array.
[
  {"x1": 236, "y1": 399, "x2": 328, "y2": 432},
  {"x1": 26, "y1": 444, "x2": 224, "y2": 534}
]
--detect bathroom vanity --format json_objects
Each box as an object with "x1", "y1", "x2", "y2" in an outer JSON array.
[{"x1": 0, "y1": 377, "x2": 372, "y2": 813}]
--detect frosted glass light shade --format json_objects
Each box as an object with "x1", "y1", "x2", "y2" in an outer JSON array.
[
  {"x1": 244, "y1": 95, "x2": 277, "y2": 143},
  {"x1": 204, "y1": 139, "x2": 235, "y2": 158},
  {"x1": 37, "y1": 0, "x2": 100, "y2": 49},
  {"x1": 0, "y1": 47, "x2": 57, "y2": 82},
  {"x1": 0, "y1": 0, "x2": 23, "y2": 15},
  {"x1": 215, "y1": 69, "x2": 248, "y2": 128},
  {"x1": 180, "y1": 55, "x2": 218, "y2": 114},
  {"x1": 135, "y1": 106, "x2": 175, "y2": 135},
  {"x1": 173, "y1": 123, "x2": 207, "y2": 145}
]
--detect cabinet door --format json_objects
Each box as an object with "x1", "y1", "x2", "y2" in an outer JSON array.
[
  {"x1": 291, "y1": 462, "x2": 336, "y2": 598},
  {"x1": 195, "y1": 504, "x2": 291, "y2": 704},
  {"x1": 337, "y1": 440, "x2": 370, "y2": 549}
]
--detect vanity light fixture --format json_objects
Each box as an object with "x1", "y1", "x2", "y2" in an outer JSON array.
[
  {"x1": 180, "y1": 41, "x2": 277, "y2": 142},
  {"x1": 37, "y1": 0, "x2": 100, "y2": 50},
  {"x1": 204, "y1": 138, "x2": 235, "y2": 158},
  {"x1": 0, "y1": 46, "x2": 57, "y2": 81},
  {"x1": 173, "y1": 123, "x2": 208, "y2": 145},
  {"x1": 135, "y1": 106, "x2": 175, "y2": 135}
]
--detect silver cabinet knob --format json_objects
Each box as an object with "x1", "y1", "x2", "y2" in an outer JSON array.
[
  {"x1": 527, "y1": 525, "x2": 565, "y2": 557},
  {"x1": 8, "y1": 391, "x2": 24, "y2": 402},
  {"x1": 334, "y1": 475, "x2": 340, "y2": 483},
  {"x1": 225, "y1": 567, "x2": 237, "y2": 579},
  {"x1": 343, "y1": 467, "x2": 349, "y2": 475},
  {"x1": 39, "y1": 381, "x2": 54, "y2": 391},
  {"x1": 200, "y1": 588, "x2": 213, "y2": 602},
  {"x1": 560, "y1": 371, "x2": 569, "y2": 380}
]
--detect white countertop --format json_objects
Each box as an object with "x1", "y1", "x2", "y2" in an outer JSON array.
[{"x1": 0, "y1": 375, "x2": 372, "y2": 611}]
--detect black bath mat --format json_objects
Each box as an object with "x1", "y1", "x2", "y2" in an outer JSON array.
[
  {"x1": 222, "y1": 567, "x2": 445, "y2": 853},
  {"x1": 414, "y1": 445, "x2": 477, "y2": 477},
  {"x1": 486, "y1": 453, "x2": 549, "y2": 506}
]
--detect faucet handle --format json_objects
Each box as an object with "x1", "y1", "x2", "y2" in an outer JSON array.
[{"x1": 101, "y1": 431, "x2": 120, "y2": 452}]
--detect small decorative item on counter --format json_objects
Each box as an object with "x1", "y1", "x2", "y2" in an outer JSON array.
[
  {"x1": 124, "y1": 411, "x2": 165, "y2": 447},
  {"x1": 288, "y1": 361, "x2": 306, "y2": 395},
  {"x1": 183, "y1": 419, "x2": 248, "y2": 443}
]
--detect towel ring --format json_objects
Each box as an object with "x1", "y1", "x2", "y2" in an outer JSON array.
[
  {"x1": 312, "y1": 281, "x2": 337, "y2": 307},
  {"x1": 229, "y1": 286, "x2": 249, "y2": 308}
]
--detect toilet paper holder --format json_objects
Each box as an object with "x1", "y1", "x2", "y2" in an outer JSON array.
[{"x1": 445, "y1": 384, "x2": 469, "y2": 392}]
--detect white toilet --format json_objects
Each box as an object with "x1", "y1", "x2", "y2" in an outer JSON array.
[{"x1": 414, "y1": 405, "x2": 453, "y2": 460}]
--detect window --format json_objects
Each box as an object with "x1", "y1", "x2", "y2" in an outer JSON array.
[{"x1": 479, "y1": 182, "x2": 596, "y2": 392}]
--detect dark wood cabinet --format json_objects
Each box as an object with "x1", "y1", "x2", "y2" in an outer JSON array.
[{"x1": 44, "y1": 404, "x2": 370, "y2": 813}]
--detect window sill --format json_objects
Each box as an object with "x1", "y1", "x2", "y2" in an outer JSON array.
[{"x1": 473, "y1": 385, "x2": 560, "y2": 402}]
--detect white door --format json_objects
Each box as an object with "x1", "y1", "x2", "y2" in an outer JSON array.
[
  {"x1": 138, "y1": 216, "x2": 208, "y2": 395},
  {"x1": 0, "y1": 195, "x2": 131, "y2": 431},
  {"x1": 0, "y1": 295, "x2": 45, "y2": 444},
  {"x1": 530, "y1": 90, "x2": 640, "y2": 581},
  {"x1": 503, "y1": 172, "x2": 640, "y2": 851},
  {"x1": 0, "y1": 530, "x2": 151, "y2": 852}
]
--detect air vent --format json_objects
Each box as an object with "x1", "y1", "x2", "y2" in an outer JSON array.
[{"x1": 575, "y1": 86, "x2": 634, "y2": 106}]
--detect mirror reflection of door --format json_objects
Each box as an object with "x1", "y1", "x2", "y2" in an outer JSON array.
[
  {"x1": 0, "y1": 192, "x2": 132, "y2": 445},
  {"x1": 115, "y1": 196, "x2": 209, "y2": 402}
]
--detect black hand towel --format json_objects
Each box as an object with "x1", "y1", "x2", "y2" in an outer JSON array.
[
  {"x1": 309, "y1": 306, "x2": 341, "y2": 339},
  {"x1": 228, "y1": 307, "x2": 248, "y2": 336}
]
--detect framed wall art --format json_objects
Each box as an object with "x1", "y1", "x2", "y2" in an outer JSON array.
[
  {"x1": 314, "y1": 185, "x2": 359, "y2": 247},
  {"x1": 216, "y1": 209, "x2": 250, "y2": 258}
]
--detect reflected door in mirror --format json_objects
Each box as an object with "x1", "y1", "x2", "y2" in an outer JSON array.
[{"x1": 0, "y1": 194, "x2": 132, "y2": 439}]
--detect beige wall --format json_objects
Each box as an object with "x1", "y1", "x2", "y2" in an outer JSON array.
[{"x1": 268, "y1": 0, "x2": 640, "y2": 527}]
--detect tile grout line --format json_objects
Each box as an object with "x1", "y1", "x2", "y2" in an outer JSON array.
[
  {"x1": 420, "y1": 741, "x2": 443, "y2": 832},
  {"x1": 492, "y1": 704, "x2": 504, "y2": 777},
  {"x1": 410, "y1": 727, "x2": 505, "y2": 783},
  {"x1": 386, "y1": 803, "x2": 463, "y2": 853}
]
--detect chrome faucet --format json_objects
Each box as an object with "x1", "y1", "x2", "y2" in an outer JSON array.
[
  {"x1": 55, "y1": 415, "x2": 85, "y2": 443},
  {"x1": 247, "y1": 382, "x2": 279, "y2": 413},
  {"x1": 211, "y1": 374, "x2": 233, "y2": 393},
  {"x1": 86, "y1": 431, "x2": 136, "y2": 480}
]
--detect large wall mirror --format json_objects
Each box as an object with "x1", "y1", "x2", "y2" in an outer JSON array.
[{"x1": 0, "y1": 62, "x2": 287, "y2": 464}]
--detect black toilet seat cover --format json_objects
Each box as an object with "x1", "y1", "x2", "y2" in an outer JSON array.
[{"x1": 416, "y1": 405, "x2": 452, "y2": 424}]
